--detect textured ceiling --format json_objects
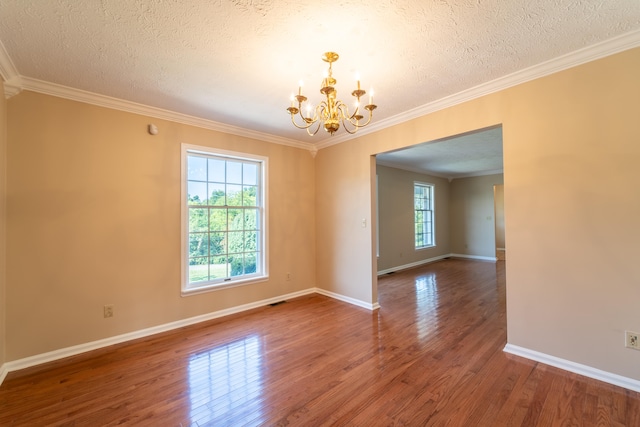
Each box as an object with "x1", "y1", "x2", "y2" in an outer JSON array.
[
  {"x1": 377, "y1": 126, "x2": 503, "y2": 179},
  {"x1": 1, "y1": 1, "x2": 639, "y2": 158}
]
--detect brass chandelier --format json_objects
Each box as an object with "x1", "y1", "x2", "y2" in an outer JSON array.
[{"x1": 287, "y1": 52, "x2": 377, "y2": 136}]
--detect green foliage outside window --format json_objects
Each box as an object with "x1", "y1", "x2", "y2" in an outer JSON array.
[{"x1": 186, "y1": 154, "x2": 262, "y2": 284}]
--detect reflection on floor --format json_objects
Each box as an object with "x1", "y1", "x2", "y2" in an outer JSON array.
[
  {"x1": 188, "y1": 335, "x2": 263, "y2": 425},
  {"x1": 1, "y1": 259, "x2": 639, "y2": 426}
]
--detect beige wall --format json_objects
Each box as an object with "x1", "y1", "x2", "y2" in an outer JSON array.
[
  {"x1": 503, "y1": 49, "x2": 640, "y2": 378},
  {"x1": 4, "y1": 48, "x2": 640, "y2": 382},
  {"x1": 449, "y1": 174, "x2": 504, "y2": 258},
  {"x1": 376, "y1": 165, "x2": 450, "y2": 272},
  {"x1": 317, "y1": 100, "x2": 502, "y2": 305},
  {"x1": 0, "y1": 80, "x2": 7, "y2": 368},
  {"x1": 5, "y1": 92, "x2": 316, "y2": 360},
  {"x1": 315, "y1": 142, "x2": 376, "y2": 305},
  {"x1": 316, "y1": 48, "x2": 640, "y2": 379}
]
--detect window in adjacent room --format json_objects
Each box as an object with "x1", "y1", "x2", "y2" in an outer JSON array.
[
  {"x1": 182, "y1": 144, "x2": 267, "y2": 294},
  {"x1": 414, "y1": 182, "x2": 435, "y2": 249}
]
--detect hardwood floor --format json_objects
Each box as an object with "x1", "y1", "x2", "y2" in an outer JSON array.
[{"x1": 1, "y1": 259, "x2": 639, "y2": 426}]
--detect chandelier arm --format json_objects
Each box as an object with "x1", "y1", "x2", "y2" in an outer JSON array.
[
  {"x1": 334, "y1": 104, "x2": 357, "y2": 135},
  {"x1": 301, "y1": 101, "x2": 326, "y2": 125},
  {"x1": 289, "y1": 113, "x2": 315, "y2": 130},
  {"x1": 306, "y1": 104, "x2": 326, "y2": 136},
  {"x1": 346, "y1": 102, "x2": 362, "y2": 121},
  {"x1": 290, "y1": 101, "x2": 326, "y2": 130},
  {"x1": 335, "y1": 102, "x2": 352, "y2": 122},
  {"x1": 340, "y1": 110, "x2": 373, "y2": 135},
  {"x1": 345, "y1": 105, "x2": 374, "y2": 127},
  {"x1": 353, "y1": 109, "x2": 374, "y2": 128},
  {"x1": 344, "y1": 115, "x2": 361, "y2": 127},
  {"x1": 341, "y1": 120, "x2": 359, "y2": 134},
  {"x1": 335, "y1": 100, "x2": 369, "y2": 128},
  {"x1": 297, "y1": 108, "x2": 316, "y2": 127},
  {"x1": 306, "y1": 120, "x2": 322, "y2": 136}
]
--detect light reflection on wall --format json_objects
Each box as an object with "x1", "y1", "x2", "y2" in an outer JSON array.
[
  {"x1": 415, "y1": 273, "x2": 440, "y2": 342},
  {"x1": 188, "y1": 334, "x2": 263, "y2": 425}
]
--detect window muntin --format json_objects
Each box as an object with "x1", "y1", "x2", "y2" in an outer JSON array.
[
  {"x1": 414, "y1": 183, "x2": 435, "y2": 249},
  {"x1": 182, "y1": 145, "x2": 267, "y2": 294}
]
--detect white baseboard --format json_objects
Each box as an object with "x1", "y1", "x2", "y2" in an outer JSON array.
[
  {"x1": 0, "y1": 363, "x2": 8, "y2": 385},
  {"x1": 377, "y1": 254, "x2": 451, "y2": 276},
  {"x1": 450, "y1": 253, "x2": 498, "y2": 262},
  {"x1": 377, "y1": 253, "x2": 497, "y2": 276},
  {"x1": 0, "y1": 287, "x2": 379, "y2": 385},
  {"x1": 2, "y1": 288, "x2": 315, "y2": 375},
  {"x1": 504, "y1": 343, "x2": 640, "y2": 393},
  {"x1": 315, "y1": 288, "x2": 380, "y2": 311}
]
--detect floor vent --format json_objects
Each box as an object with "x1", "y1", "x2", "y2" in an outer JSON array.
[{"x1": 269, "y1": 301, "x2": 286, "y2": 307}]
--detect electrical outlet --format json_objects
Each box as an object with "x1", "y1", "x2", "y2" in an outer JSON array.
[
  {"x1": 625, "y1": 331, "x2": 639, "y2": 350},
  {"x1": 104, "y1": 305, "x2": 114, "y2": 318},
  {"x1": 286, "y1": 272, "x2": 291, "y2": 281}
]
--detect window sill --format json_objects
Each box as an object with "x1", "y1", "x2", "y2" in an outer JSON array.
[{"x1": 181, "y1": 275, "x2": 269, "y2": 296}]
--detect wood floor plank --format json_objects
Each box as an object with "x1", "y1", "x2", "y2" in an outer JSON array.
[{"x1": 1, "y1": 259, "x2": 639, "y2": 426}]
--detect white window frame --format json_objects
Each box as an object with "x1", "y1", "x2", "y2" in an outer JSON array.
[
  {"x1": 181, "y1": 144, "x2": 268, "y2": 296},
  {"x1": 414, "y1": 182, "x2": 435, "y2": 249}
]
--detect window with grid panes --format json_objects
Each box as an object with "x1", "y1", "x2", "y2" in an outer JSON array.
[
  {"x1": 414, "y1": 182, "x2": 435, "y2": 249},
  {"x1": 182, "y1": 145, "x2": 267, "y2": 294}
]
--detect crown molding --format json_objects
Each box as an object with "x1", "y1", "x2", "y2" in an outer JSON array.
[
  {"x1": 454, "y1": 169, "x2": 504, "y2": 180},
  {"x1": 3, "y1": 29, "x2": 639, "y2": 149},
  {"x1": 376, "y1": 160, "x2": 503, "y2": 181},
  {"x1": 316, "y1": 29, "x2": 640, "y2": 151},
  {"x1": 13, "y1": 76, "x2": 314, "y2": 151},
  {"x1": 0, "y1": 38, "x2": 22, "y2": 99},
  {"x1": 0, "y1": 39, "x2": 19, "y2": 82},
  {"x1": 3, "y1": 78, "x2": 22, "y2": 99},
  {"x1": 376, "y1": 160, "x2": 453, "y2": 180}
]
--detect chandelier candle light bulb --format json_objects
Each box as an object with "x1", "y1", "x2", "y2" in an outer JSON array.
[{"x1": 286, "y1": 52, "x2": 377, "y2": 136}]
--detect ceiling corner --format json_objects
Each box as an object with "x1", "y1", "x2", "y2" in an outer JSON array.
[{"x1": 0, "y1": 38, "x2": 19, "y2": 83}]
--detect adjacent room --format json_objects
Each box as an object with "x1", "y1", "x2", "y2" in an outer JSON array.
[
  {"x1": 1, "y1": 1, "x2": 639, "y2": 425},
  {"x1": 376, "y1": 126, "x2": 505, "y2": 273}
]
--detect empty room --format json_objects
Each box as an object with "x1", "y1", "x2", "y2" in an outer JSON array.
[{"x1": 1, "y1": 1, "x2": 640, "y2": 425}]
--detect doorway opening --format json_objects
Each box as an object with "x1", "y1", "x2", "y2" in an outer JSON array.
[{"x1": 374, "y1": 125, "x2": 504, "y2": 276}]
